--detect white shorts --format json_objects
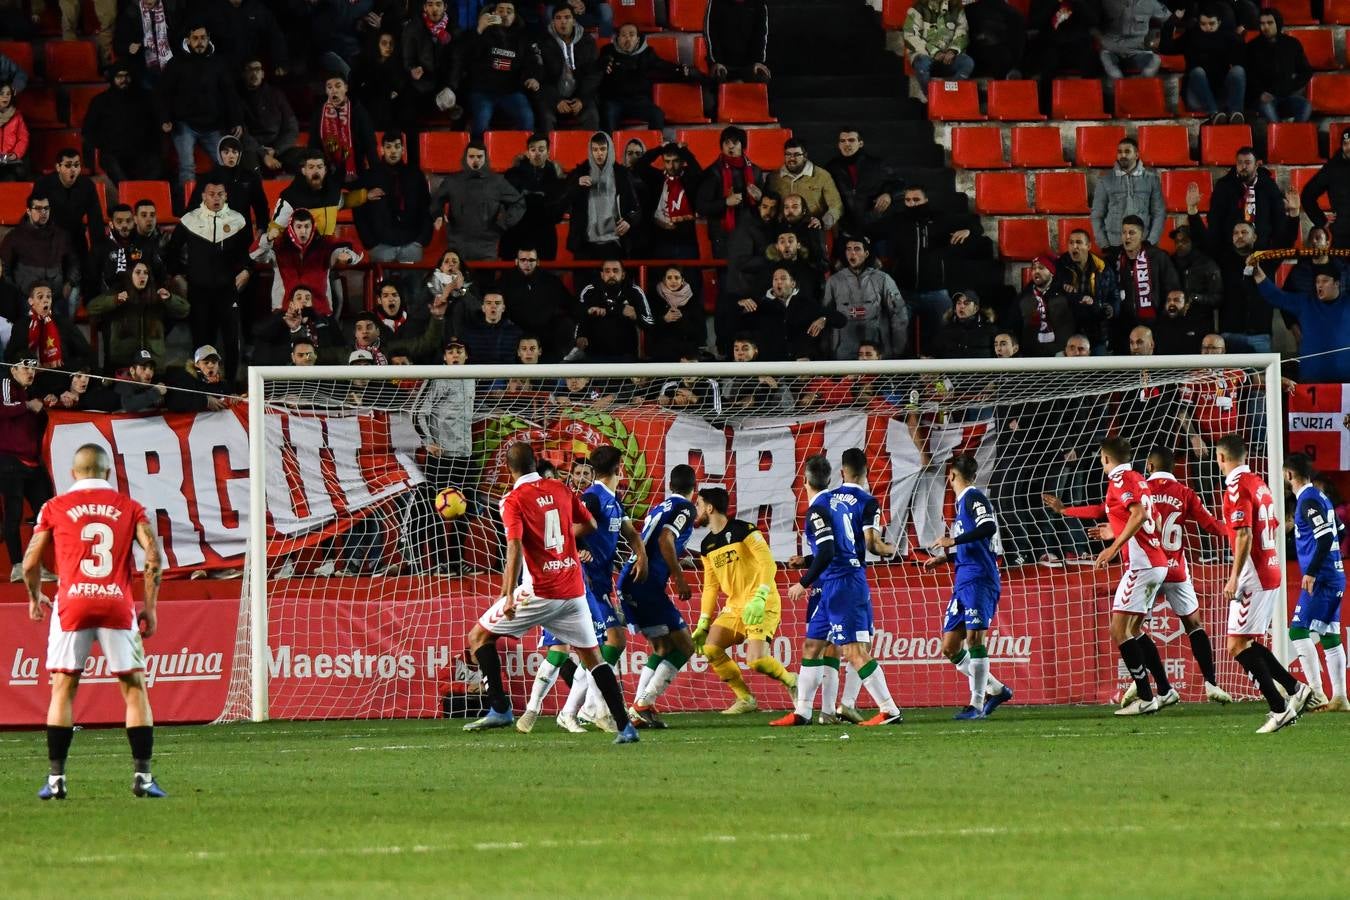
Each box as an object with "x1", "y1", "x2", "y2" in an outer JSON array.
[
  {"x1": 47, "y1": 617, "x2": 145, "y2": 675},
  {"x1": 1228, "y1": 586, "x2": 1280, "y2": 636},
  {"x1": 1113, "y1": 566, "x2": 1168, "y2": 615},
  {"x1": 477, "y1": 593, "x2": 599, "y2": 649},
  {"x1": 1160, "y1": 578, "x2": 1199, "y2": 618}
]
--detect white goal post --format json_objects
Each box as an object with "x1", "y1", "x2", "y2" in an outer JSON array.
[{"x1": 232, "y1": 354, "x2": 1288, "y2": 723}]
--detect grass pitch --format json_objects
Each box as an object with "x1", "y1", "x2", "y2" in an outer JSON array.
[{"x1": 3, "y1": 704, "x2": 1348, "y2": 899}]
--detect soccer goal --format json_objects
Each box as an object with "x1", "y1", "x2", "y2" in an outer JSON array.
[{"x1": 219, "y1": 354, "x2": 1288, "y2": 722}]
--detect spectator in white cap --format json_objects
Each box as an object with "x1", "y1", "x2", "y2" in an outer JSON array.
[{"x1": 165, "y1": 344, "x2": 235, "y2": 411}]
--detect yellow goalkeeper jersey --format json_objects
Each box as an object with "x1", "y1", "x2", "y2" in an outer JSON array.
[{"x1": 698, "y1": 519, "x2": 781, "y2": 619}]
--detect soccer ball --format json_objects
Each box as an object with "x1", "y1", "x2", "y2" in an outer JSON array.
[{"x1": 435, "y1": 487, "x2": 468, "y2": 520}]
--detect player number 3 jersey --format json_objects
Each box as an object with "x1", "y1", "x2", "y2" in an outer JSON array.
[
  {"x1": 35, "y1": 479, "x2": 149, "y2": 631},
  {"x1": 1222, "y1": 465, "x2": 1282, "y2": 591}
]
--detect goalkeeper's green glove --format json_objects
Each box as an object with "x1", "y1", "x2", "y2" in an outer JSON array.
[
  {"x1": 742, "y1": 584, "x2": 771, "y2": 626},
  {"x1": 691, "y1": 616, "x2": 711, "y2": 654}
]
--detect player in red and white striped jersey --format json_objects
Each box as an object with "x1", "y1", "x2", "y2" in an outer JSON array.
[
  {"x1": 462, "y1": 442, "x2": 638, "y2": 743},
  {"x1": 1044, "y1": 436, "x2": 1174, "y2": 716},
  {"x1": 23, "y1": 444, "x2": 166, "y2": 799},
  {"x1": 1215, "y1": 436, "x2": 1313, "y2": 734}
]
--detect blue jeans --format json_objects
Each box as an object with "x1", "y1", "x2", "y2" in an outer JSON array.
[
  {"x1": 467, "y1": 91, "x2": 535, "y2": 139},
  {"x1": 602, "y1": 97, "x2": 665, "y2": 131},
  {"x1": 575, "y1": 0, "x2": 614, "y2": 36},
  {"x1": 1221, "y1": 332, "x2": 1272, "y2": 354},
  {"x1": 1099, "y1": 50, "x2": 1160, "y2": 80},
  {"x1": 172, "y1": 123, "x2": 222, "y2": 187},
  {"x1": 904, "y1": 289, "x2": 950, "y2": 356},
  {"x1": 368, "y1": 242, "x2": 424, "y2": 264},
  {"x1": 912, "y1": 53, "x2": 975, "y2": 96},
  {"x1": 1186, "y1": 66, "x2": 1246, "y2": 115},
  {"x1": 1257, "y1": 94, "x2": 1312, "y2": 123}
]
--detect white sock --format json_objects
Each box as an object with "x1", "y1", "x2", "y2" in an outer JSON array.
[
  {"x1": 562, "y1": 667, "x2": 590, "y2": 716},
  {"x1": 952, "y1": 653, "x2": 974, "y2": 694},
  {"x1": 582, "y1": 663, "x2": 616, "y2": 718},
  {"x1": 1325, "y1": 642, "x2": 1347, "y2": 697},
  {"x1": 819, "y1": 665, "x2": 840, "y2": 713},
  {"x1": 969, "y1": 655, "x2": 990, "y2": 709},
  {"x1": 956, "y1": 650, "x2": 1004, "y2": 695},
  {"x1": 841, "y1": 663, "x2": 863, "y2": 707},
  {"x1": 637, "y1": 660, "x2": 680, "y2": 706},
  {"x1": 794, "y1": 664, "x2": 825, "y2": 718},
  {"x1": 635, "y1": 663, "x2": 657, "y2": 701},
  {"x1": 527, "y1": 659, "x2": 561, "y2": 713},
  {"x1": 1295, "y1": 637, "x2": 1323, "y2": 693},
  {"x1": 861, "y1": 663, "x2": 900, "y2": 716}
]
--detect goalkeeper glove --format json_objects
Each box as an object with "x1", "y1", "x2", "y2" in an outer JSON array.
[
  {"x1": 691, "y1": 615, "x2": 711, "y2": 654},
  {"x1": 742, "y1": 584, "x2": 771, "y2": 626}
]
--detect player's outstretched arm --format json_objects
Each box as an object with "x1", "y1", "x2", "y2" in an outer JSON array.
[
  {"x1": 135, "y1": 521, "x2": 162, "y2": 637},
  {"x1": 866, "y1": 529, "x2": 897, "y2": 560},
  {"x1": 22, "y1": 531, "x2": 52, "y2": 621}
]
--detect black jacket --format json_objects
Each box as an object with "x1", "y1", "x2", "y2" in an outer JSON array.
[
  {"x1": 455, "y1": 22, "x2": 539, "y2": 95},
  {"x1": 1206, "y1": 166, "x2": 1286, "y2": 253},
  {"x1": 309, "y1": 101, "x2": 378, "y2": 178},
  {"x1": 33, "y1": 173, "x2": 104, "y2": 253},
  {"x1": 114, "y1": 0, "x2": 185, "y2": 78},
  {"x1": 890, "y1": 203, "x2": 963, "y2": 293},
  {"x1": 354, "y1": 160, "x2": 432, "y2": 249},
  {"x1": 575, "y1": 279, "x2": 653, "y2": 360},
  {"x1": 599, "y1": 40, "x2": 687, "y2": 102},
  {"x1": 561, "y1": 160, "x2": 642, "y2": 256},
  {"x1": 497, "y1": 267, "x2": 574, "y2": 358},
  {"x1": 965, "y1": 0, "x2": 1027, "y2": 69},
  {"x1": 188, "y1": 164, "x2": 269, "y2": 234},
  {"x1": 1300, "y1": 151, "x2": 1350, "y2": 236},
  {"x1": 241, "y1": 82, "x2": 300, "y2": 158},
  {"x1": 704, "y1": 0, "x2": 768, "y2": 68},
  {"x1": 823, "y1": 152, "x2": 903, "y2": 238},
  {"x1": 502, "y1": 157, "x2": 567, "y2": 258},
  {"x1": 401, "y1": 17, "x2": 460, "y2": 95},
  {"x1": 695, "y1": 156, "x2": 765, "y2": 249},
  {"x1": 1244, "y1": 26, "x2": 1312, "y2": 99},
  {"x1": 155, "y1": 39, "x2": 244, "y2": 133},
  {"x1": 252, "y1": 308, "x2": 344, "y2": 366},
  {"x1": 933, "y1": 311, "x2": 997, "y2": 359},
  {"x1": 203, "y1": 0, "x2": 289, "y2": 72},
  {"x1": 3, "y1": 313, "x2": 93, "y2": 397},
  {"x1": 1029, "y1": 0, "x2": 1098, "y2": 46},
  {"x1": 634, "y1": 144, "x2": 705, "y2": 245},
  {"x1": 165, "y1": 365, "x2": 234, "y2": 412},
  {"x1": 724, "y1": 211, "x2": 779, "y2": 298},
  {"x1": 94, "y1": 228, "x2": 167, "y2": 292},
  {"x1": 1188, "y1": 211, "x2": 1297, "y2": 335},
  {"x1": 81, "y1": 84, "x2": 160, "y2": 163},
  {"x1": 538, "y1": 28, "x2": 602, "y2": 108},
  {"x1": 1159, "y1": 17, "x2": 1243, "y2": 83},
  {"x1": 163, "y1": 204, "x2": 252, "y2": 291}
]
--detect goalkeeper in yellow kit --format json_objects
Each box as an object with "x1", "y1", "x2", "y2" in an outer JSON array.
[{"x1": 692, "y1": 487, "x2": 797, "y2": 713}]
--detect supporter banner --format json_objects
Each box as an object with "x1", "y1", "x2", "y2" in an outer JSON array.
[
  {"x1": 42, "y1": 408, "x2": 425, "y2": 570},
  {"x1": 1288, "y1": 384, "x2": 1350, "y2": 471}
]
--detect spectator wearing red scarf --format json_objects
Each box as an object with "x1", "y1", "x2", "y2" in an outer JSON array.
[
  {"x1": 696, "y1": 126, "x2": 764, "y2": 257},
  {"x1": 633, "y1": 142, "x2": 705, "y2": 259},
  {"x1": 0, "y1": 361, "x2": 54, "y2": 582},
  {"x1": 1015, "y1": 255, "x2": 1075, "y2": 357},
  {"x1": 3, "y1": 282, "x2": 91, "y2": 399},
  {"x1": 310, "y1": 71, "x2": 377, "y2": 184}
]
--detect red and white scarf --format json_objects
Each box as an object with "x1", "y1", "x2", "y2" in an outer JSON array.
[
  {"x1": 28, "y1": 313, "x2": 63, "y2": 369},
  {"x1": 424, "y1": 12, "x2": 451, "y2": 44},
  {"x1": 1030, "y1": 286, "x2": 1054, "y2": 343},
  {"x1": 140, "y1": 4, "x2": 173, "y2": 71},
  {"x1": 1242, "y1": 179, "x2": 1257, "y2": 222},
  {"x1": 379, "y1": 308, "x2": 408, "y2": 333},
  {"x1": 320, "y1": 101, "x2": 357, "y2": 179},
  {"x1": 658, "y1": 174, "x2": 692, "y2": 224}
]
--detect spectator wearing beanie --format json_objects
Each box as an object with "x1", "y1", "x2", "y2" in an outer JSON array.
[
  {"x1": 81, "y1": 62, "x2": 163, "y2": 184},
  {"x1": 1016, "y1": 255, "x2": 1075, "y2": 357}
]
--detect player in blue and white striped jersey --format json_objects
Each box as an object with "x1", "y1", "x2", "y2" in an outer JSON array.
[
  {"x1": 1283, "y1": 453, "x2": 1347, "y2": 710},
  {"x1": 924, "y1": 453, "x2": 1014, "y2": 719}
]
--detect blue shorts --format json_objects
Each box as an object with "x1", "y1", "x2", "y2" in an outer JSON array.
[
  {"x1": 943, "y1": 581, "x2": 1001, "y2": 633},
  {"x1": 804, "y1": 570, "x2": 873, "y2": 646},
  {"x1": 620, "y1": 582, "x2": 688, "y2": 638},
  {"x1": 1291, "y1": 581, "x2": 1345, "y2": 634}
]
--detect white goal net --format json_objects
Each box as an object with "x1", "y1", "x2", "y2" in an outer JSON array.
[{"x1": 219, "y1": 355, "x2": 1286, "y2": 722}]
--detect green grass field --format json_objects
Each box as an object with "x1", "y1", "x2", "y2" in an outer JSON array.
[{"x1": 3, "y1": 704, "x2": 1348, "y2": 898}]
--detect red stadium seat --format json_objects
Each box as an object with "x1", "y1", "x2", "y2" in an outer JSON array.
[
  {"x1": 987, "y1": 80, "x2": 1044, "y2": 121},
  {"x1": 744, "y1": 126, "x2": 791, "y2": 169},
  {"x1": 66, "y1": 84, "x2": 102, "y2": 127},
  {"x1": 29, "y1": 129, "x2": 79, "y2": 173},
  {"x1": 1310, "y1": 74, "x2": 1350, "y2": 115},
  {"x1": 997, "y1": 218, "x2": 1050, "y2": 260},
  {"x1": 1162, "y1": 169, "x2": 1212, "y2": 213},
  {"x1": 1075, "y1": 125, "x2": 1126, "y2": 167},
  {"x1": 881, "y1": 0, "x2": 915, "y2": 28},
  {"x1": 610, "y1": 0, "x2": 658, "y2": 31},
  {"x1": 1266, "y1": 122, "x2": 1321, "y2": 165},
  {"x1": 1268, "y1": 0, "x2": 1315, "y2": 24},
  {"x1": 927, "y1": 80, "x2": 983, "y2": 120},
  {"x1": 419, "y1": 131, "x2": 470, "y2": 173},
  {"x1": 1113, "y1": 78, "x2": 1168, "y2": 119},
  {"x1": 974, "y1": 171, "x2": 1030, "y2": 214},
  {"x1": 1055, "y1": 217, "x2": 1095, "y2": 253},
  {"x1": 116, "y1": 180, "x2": 178, "y2": 223},
  {"x1": 0, "y1": 41, "x2": 33, "y2": 79},
  {"x1": 1290, "y1": 166, "x2": 1329, "y2": 209},
  {"x1": 667, "y1": 0, "x2": 709, "y2": 32},
  {"x1": 1033, "y1": 172, "x2": 1088, "y2": 213},
  {"x1": 44, "y1": 41, "x2": 99, "y2": 83},
  {"x1": 0, "y1": 181, "x2": 32, "y2": 225},
  {"x1": 21, "y1": 87, "x2": 61, "y2": 128},
  {"x1": 1011, "y1": 126, "x2": 1068, "y2": 167},
  {"x1": 717, "y1": 83, "x2": 775, "y2": 123},
  {"x1": 1159, "y1": 54, "x2": 1185, "y2": 73},
  {"x1": 676, "y1": 128, "x2": 723, "y2": 166},
  {"x1": 951, "y1": 126, "x2": 1008, "y2": 169},
  {"x1": 1199, "y1": 123, "x2": 1253, "y2": 165},
  {"x1": 1290, "y1": 29, "x2": 1337, "y2": 70},
  {"x1": 484, "y1": 130, "x2": 529, "y2": 170},
  {"x1": 549, "y1": 130, "x2": 592, "y2": 170},
  {"x1": 653, "y1": 83, "x2": 710, "y2": 123},
  {"x1": 1051, "y1": 80, "x2": 1107, "y2": 120},
  {"x1": 691, "y1": 34, "x2": 711, "y2": 74},
  {"x1": 645, "y1": 35, "x2": 680, "y2": 65},
  {"x1": 1327, "y1": 0, "x2": 1350, "y2": 23},
  {"x1": 1138, "y1": 124, "x2": 1194, "y2": 166}
]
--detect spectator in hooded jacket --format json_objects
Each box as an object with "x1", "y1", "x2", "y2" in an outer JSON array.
[
  {"x1": 458, "y1": 2, "x2": 541, "y2": 138},
  {"x1": 0, "y1": 191, "x2": 80, "y2": 313},
  {"x1": 187, "y1": 136, "x2": 269, "y2": 234},
  {"x1": 535, "y1": 4, "x2": 601, "y2": 134},
  {"x1": 0, "y1": 81, "x2": 26, "y2": 182},
  {"x1": 561, "y1": 132, "x2": 641, "y2": 259},
  {"x1": 598, "y1": 22, "x2": 693, "y2": 132},
  {"x1": 932, "y1": 289, "x2": 996, "y2": 358},
  {"x1": 402, "y1": 0, "x2": 461, "y2": 120},
  {"x1": 704, "y1": 0, "x2": 770, "y2": 83},
  {"x1": 355, "y1": 132, "x2": 432, "y2": 264},
  {"x1": 888, "y1": 185, "x2": 974, "y2": 355},
  {"x1": 502, "y1": 135, "x2": 567, "y2": 259},
  {"x1": 251, "y1": 209, "x2": 362, "y2": 315},
  {"x1": 1098, "y1": 0, "x2": 1169, "y2": 81},
  {"x1": 1090, "y1": 136, "x2": 1164, "y2": 249},
  {"x1": 81, "y1": 62, "x2": 162, "y2": 184},
  {"x1": 156, "y1": 22, "x2": 244, "y2": 190},
  {"x1": 823, "y1": 128, "x2": 903, "y2": 254},
  {"x1": 86, "y1": 261, "x2": 188, "y2": 369},
  {"x1": 904, "y1": 0, "x2": 975, "y2": 98},
  {"x1": 826, "y1": 236, "x2": 908, "y2": 360},
  {"x1": 1159, "y1": 6, "x2": 1246, "y2": 124},
  {"x1": 310, "y1": 70, "x2": 377, "y2": 184},
  {"x1": 429, "y1": 141, "x2": 524, "y2": 261},
  {"x1": 964, "y1": 0, "x2": 1025, "y2": 78},
  {"x1": 1300, "y1": 125, "x2": 1350, "y2": 249},
  {"x1": 1245, "y1": 8, "x2": 1312, "y2": 124},
  {"x1": 696, "y1": 126, "x2": 765, "y2": 258},
  {"x1": 1015, "y1": 255, "x2": 1075, "y2": 356}
]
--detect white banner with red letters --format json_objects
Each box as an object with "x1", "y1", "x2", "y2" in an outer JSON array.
[{"x1": 1288, "y1": 384, "x2": 1350, "y2": 472}]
